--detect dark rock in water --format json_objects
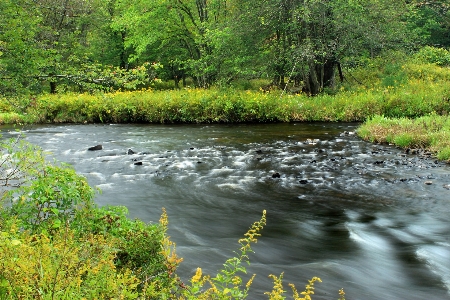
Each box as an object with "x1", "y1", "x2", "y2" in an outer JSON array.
[
  {"x1": 424, "y1": 180, "x2": 433, "y2": 185},
  {"x1": 189, "y1": 147, "x2": 195, "y2": 150},
  {"x1": 299, "y1": 179, "x2": 308, "y2": 184},
  {"x1": 272, "y1": 172, "x2": 281, "y2": 178},
  {"x1": 255, "y1": 149, "x2": 263, "y2": 154},
  {"x1": 373, "y1": 160, "x2": 384, "y2": 165},
  {"x1": 197, "y1": 161, "x2": 202, "y2": 164},
  {"x1": 88, "y1": 145, "x2": 102, "y2": 151},
  {"x1": 127, "y1": 149, "x2": 136, "y2": 155},
  {"x1": 134, "y1": 161, "x2": 143, "y2": 166}
]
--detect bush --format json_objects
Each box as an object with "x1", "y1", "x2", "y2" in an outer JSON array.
[
  {"x1": 414, "y1": 46, "x2": 450, "y2": 66},
  {"x1": 0, "y1": 228, "x2": 140, "y2": 299},
  {"x1": 0, "y1": 138, "x2": 181, "y2": 298}
]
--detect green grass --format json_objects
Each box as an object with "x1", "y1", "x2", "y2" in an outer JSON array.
[
  {"x1": 358, "y1": 114, "x2": 450, "y2": 161},
  {"x1": 1, "y1": 51, "x2": 450, "y2": 160},
  {"x1": 1, "y1": 56, "x2": 449, "y2": 125}
]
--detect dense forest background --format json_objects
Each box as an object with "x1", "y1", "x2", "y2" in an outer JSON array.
[{"x1": 1, "y1": 0, "x2": 449, "y2": 96}]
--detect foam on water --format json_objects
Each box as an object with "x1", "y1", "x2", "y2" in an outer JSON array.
[{"x1": 416, "y1": 244, "x2": 450, "y2": 294}]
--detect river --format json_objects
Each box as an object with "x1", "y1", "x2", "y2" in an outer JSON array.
[{"x1": 2, "y1": 122, "x2": 450, "y2": 300}]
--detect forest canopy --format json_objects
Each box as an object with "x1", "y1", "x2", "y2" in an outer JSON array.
[{"x1": 0, "y1": 0, "x2": 449, "y2": 96}]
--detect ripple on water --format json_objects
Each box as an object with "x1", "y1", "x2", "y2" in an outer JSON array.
[
  {"x1": 416, "y1": 244, "x2": 450, "y2": 294},
  {"x1": 95, "y1": 183, "x2": 114, "y2": 190}
]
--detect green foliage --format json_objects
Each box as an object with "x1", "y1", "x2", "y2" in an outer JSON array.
[
  {"x1": 79, "y1": 205, "x2": 171, "y2": 283},
  {"x1": 0, "y1": 138, "x2": 181, "y2": 298},
  {"x1": 6, "y1": 164, "x2": 94, "y2": 232},
  {"x1": 406, "y1": 1, "x2": 450, "y2": 47},
  {"x1": 58, "y1": 61, "x2": 163, "y2": 93},
  {"x1": 1, "y1": 53, "x2": 450, "y2": 126},
  {"x1": 381, "y1": 64, "x2": 408, "y2": 88},
  {"x1": 392, "y1": 133, "x2": 415, "y2": 148},
  {"x1": 414, "y1": 46, "x2": 450, "y2": 66},
  {"x1": 0, "y1": 136, "x2": 47, "y2": 198},
  {"x1": 1, "y1": 136, "x2": 94, "y2": 232},
  {"x1": 0, "y1": 228, "x2": 140, "y2": 299},
  {"x1": 0, "y1": 0, "x2": 447, "y2": 96},
  {"x1": 0, "y1": 0, "x2": 45, "y2": 96}
]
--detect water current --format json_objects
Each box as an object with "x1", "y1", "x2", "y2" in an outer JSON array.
[{"x1": 2, "y1": 122, "x2": 450, "y2": 300}]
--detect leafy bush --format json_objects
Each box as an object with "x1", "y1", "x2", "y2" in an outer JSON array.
[
  {"x1": 0, "y1": 138, "x2": 181, "y2": 298},
  {"x1": 414, "y1": 46, "x2": 450, "y2": 66},
  {"x1": 0, "y1": 228, "x2": 140, "y2": 299},
  {"x1": 6, "y1": 164, "x2": 94, "y2": 232}
]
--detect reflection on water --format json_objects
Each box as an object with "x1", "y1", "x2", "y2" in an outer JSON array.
[{"x1": 2, "y1": 122, "x2": 450, "y2": 300}]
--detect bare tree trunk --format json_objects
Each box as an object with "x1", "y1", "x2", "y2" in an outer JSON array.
[
  {"x1": 50, "y1": 81, "x2": 57, "y2": 94},
  {"x1": 302, "y1": 59, "x2": 337, "y2": 95},
  {"x1": 307, "y1": 61, "x2": 320, "y2": 95}
]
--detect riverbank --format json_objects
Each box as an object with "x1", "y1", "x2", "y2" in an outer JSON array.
[
  {"x1": 358, "y1": 114, "x2": 450, "y2": 161},
  {"x1": 1, "y1": 76, "x2": 449, "y2": 124},
  {"x1": 1, "y1": 58, "x2": 450, "y2": 161}
]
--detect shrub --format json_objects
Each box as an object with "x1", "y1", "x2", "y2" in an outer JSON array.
[
  {"x1": 0, "y1": 137, "x2": 181, "y2": 297},
  {"x1": 0, "y1": 227, "x2": 140, "y2": 299},
  {"x1": 414, "y1": 46, "x2": 450, "y2": 66}
]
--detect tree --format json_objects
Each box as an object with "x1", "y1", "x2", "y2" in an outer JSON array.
[
  {"x1": 0, "y1": 0, "x2": 45, "y2": 96},
  {"x1": 112, "y1": 0, "x2": 262, "y2": 88},
  {"x1": 256, "y1": 0, "x2": 412, "y2": 95},
  {"x1": 407, "y1": 0, "x2": 450, "y2": 47}
]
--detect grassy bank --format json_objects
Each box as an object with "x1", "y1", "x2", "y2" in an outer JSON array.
[
  {"x1": 1, "y1": 51, "x2": 450, "y2": 160},
  {"x1": 1, "y1": 73, "x2": 449, "y2": 124},
  {"x1": 0, "y1": 53, "x2": 449, "y2": 124},
  {"x1": 358, "y1": 114, "x2": 450, "y2": 161}
]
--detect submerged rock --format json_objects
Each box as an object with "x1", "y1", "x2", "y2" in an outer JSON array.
[{"x1": 88, "y1": 145, "x2": 102, "y2": 151}]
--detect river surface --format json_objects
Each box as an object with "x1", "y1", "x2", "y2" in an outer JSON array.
[{"x1": 2, "y1": 122, "x2": 450, "y2": 300}]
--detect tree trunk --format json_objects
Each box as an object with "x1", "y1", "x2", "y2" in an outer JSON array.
[
  {"x1": 306, "y1": 61, "x2": 320, "y2": 95},
  {"x1": 322, "y1": 59, "x2": 336, "y2": 87},
  {"x1": 119, "y1": 31, "x2": 127, "y2": 69},
  {"x1": 50, "y1": 81, "x2": 57, "y2": 94},
  {"x1": 303, "y1": 59, "x2": 336, "y2": 95}
]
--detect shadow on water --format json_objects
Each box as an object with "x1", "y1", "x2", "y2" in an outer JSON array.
[{"x1": 2, "y1": 122, "x2": 450, "y2": 300}]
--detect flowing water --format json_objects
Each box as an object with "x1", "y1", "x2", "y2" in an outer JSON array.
[{"x1": 2, "y1": 122, "x2": 450, "y2": 300}]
